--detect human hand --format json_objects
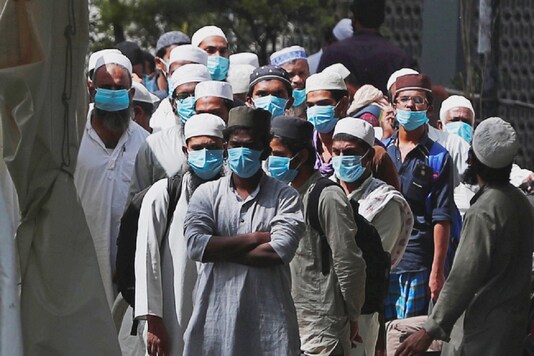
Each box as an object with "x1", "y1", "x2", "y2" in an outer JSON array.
[
  {"x1": 251, "y1": 231, "x2": 271, "y2": 244},
  {"x1": 147, "y1": 315, "x2": 169, "y2": 356},
  {"x1": 350, "y1": 320, "x2": 363, "y2": 348},
  {"x1": 429, "y1": 270, "x2": 445, "y2": 302},
  {"x1": 394, "y1": 329, "x2": 433, "y2": 356}
]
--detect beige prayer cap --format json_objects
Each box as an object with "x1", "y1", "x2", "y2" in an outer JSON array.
[
  {"x1": 306, "y1": 71, "x2": 347, "y2": 94},
  {"x1": 334, "y1": 118, "x2": 375, "y2": 148},
  {"x1": 472, "y1": 117, "x2": 519, "y2": 168}
]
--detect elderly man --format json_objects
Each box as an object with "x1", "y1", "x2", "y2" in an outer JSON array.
[
  {"x1": 128, "y1": 64, "x2": 211, "y2": 199},
  {"x1": 268, "y1": 116, "x2": 366, "y2": 356},
  {"x1": 192, "y1": 25, "x2": 229, "y2": 81},
  {"x1": 75, "y1": 52, "x2": 149, "y2": 307},
  {"x1": 306, "y1": 71, "x2": 400, "y2": 190},
  {"x1": 183, "y1": 107, "x2": 305, "y2": 355},
  {"x1": 385, "y1": 74, "x2": 454, "y2": 320},
  {"x1": 331, "y1": 118, "x2": 413, "y2": 355},
  {"x1": 270, "y1": 46, "x2": 310, "y2": 118},
  {"x1": 193, "y1": 80, "x2": 234, "y2": 123},
  {"x1": 135, "y1": 114, "x2": 226, "y2": 356},
  {"x1": 150, "y1": 45, "x2": 209, "y2": 132},
  {"x1": 396, "y1": 117, "x2": 534, "y2": 356},
  {"x1": 246, "y1": 65, "x2": 294, "y2": 118}
]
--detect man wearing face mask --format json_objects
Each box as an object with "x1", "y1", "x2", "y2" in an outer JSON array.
[
  {"x1": 331, "y1": 118, "x2": 413, "y2": 356},
  {"x1": 128, "y1": 64, "x2": 211, "y2": 201},
  {"x1": 193, "y1": 80, "x2": 234, "y2": 123},
  {"x1": 192, "y1": 25, "x2": 230, "y2": 82},
  {"x1": 75, "y1": 52, "x2": 149, "y2": 308},
  {"x1": 150, "y1": 45, "x2": 209, "y2": 133},
  {"x1": 246, "y1": 65, "x2": 294, "y2": 119},
  {"x1": 268, "y1": 116, "x2": 366, "y2": 356},
  {"x1": 183, "y1": 107, "x2": 305, "y2": 356},
  {"x1": 385, "y1": 74, "x2": 454, "y2": 321},
  {"x1": 134, "y1": 114, "x2": 226, "y2": 356},
  {"x1": 307, "y1": 71, "x2": 400, "y2": 190},
  {"x1": 270, "y1": 46, "x2": 310, "y2": 119}
]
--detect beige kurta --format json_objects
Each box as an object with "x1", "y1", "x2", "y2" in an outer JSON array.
[{"x1": 424, "y1": 183, "x2": 534, "y2": 355}]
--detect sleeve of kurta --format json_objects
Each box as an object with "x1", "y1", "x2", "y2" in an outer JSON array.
[
  {"x1": 134, "y1": 179, "x2": 169, "y2": 319},
  {"x1": 320, "y1": 186, "x2": 367, "y2": 321},
  {"x1": 423, "y1": 209, "x2": 495, "y2": 340},
  {"x1": 268, "y1": 187, "x2": 305, "y2": 265},
  {"x1": 371, "y1": 200, "x2": 403, "y2": 255},
  {"x1": 184, "y1": 183, "x2": 216, "y2": 262}
]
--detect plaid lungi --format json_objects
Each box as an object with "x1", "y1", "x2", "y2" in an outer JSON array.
[{"x1": 384, "y1": 270, "x2": 430, "y2": 321}]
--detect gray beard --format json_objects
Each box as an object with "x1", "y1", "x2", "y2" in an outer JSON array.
[{"x1": 95, "y1": 107, "x2": 132, "y2": 132}]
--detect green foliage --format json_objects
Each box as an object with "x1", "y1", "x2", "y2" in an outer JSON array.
[{"x1": 89, "y1": 0, "x2": 341, "y2": 63}]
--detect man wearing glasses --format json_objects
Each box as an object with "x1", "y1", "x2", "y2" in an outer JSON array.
[{"x1": 384, "y1": 74, "x2": 454, "y2": 322}]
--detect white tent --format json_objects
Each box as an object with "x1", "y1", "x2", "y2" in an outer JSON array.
[{"x1": 0, "y1": 0, "x2": 120, "y2": 354}]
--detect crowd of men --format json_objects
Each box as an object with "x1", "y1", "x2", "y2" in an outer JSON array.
[{"x1": 76, "y1": 0, "x2": 534, "y2": 355}]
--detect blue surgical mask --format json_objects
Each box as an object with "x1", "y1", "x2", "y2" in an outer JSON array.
[
  {"x1": 176, "y1": 96, "x2": 196, "y2": 124},
  {"x1": 268, "y1": 155, "x2": 300, "y2": 184},
  {"x1": 307, "y1": 105, "x2": 337, "y2": 133},
  {"x1": 292, "y1": 89, "x2": 306, "y2": 107},
  {"x1": 94, "y1": 88, "x2": 130, "y2": 112},
  {"x1": 396, "y1": 109, "x2": 428, "y2": 131},
  {"x1": 207, "y1": 56, "x2": 230, "y2": 81},
  {"x1": 253, "y1": 95, "x2": 288, "y2": 119},
  {"x1": 332, "y1": 154, "x2": 367, "y2": 183},
  {"x1": 187, "y1": 149, "x2": 224, "y2": 180},
  {"x1": 227, "y1": 147, "x2": 263, "y2": 178},
  {"x1": 445, "y1": 121, "x2": 473, "y2": 143}
]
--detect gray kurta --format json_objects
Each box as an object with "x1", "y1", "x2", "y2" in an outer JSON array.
[
  {"x1": 424, "y1": 183, "x2": 534, "y2": 355},
  {"x1": 292, "y1": 172, "x2": 366, "y2": 355},
  {"x1": 183, "y1": 174, "x2": 305, "y2": 356}
]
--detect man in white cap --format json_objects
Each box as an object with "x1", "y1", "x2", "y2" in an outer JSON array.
[
  {"x1": 323, "y1": 62, "x2": 361, "y2": 103},
  {"x1": 331, "y1": 118, "x2": 413, "y2": 356},
  {"x1": 270, "y1": 45, "x2": 310, "y2": 118},
  {"x1": 128, "y1": 63, "x2": 211, "y2": 200},
  {"x1": 396, "y1": 117, "x2": 534, "y2": 356},
  {"x1": 307, "y1": 71, "x2": 400, "y2": 190},
  {"x1": 150, "y1": 47, "x2": 211, "y2": 133},
  {"x1": 192, "y1": 25, "x2": 229, "y2": 81},
  {"x1": 194, "y1": 80, "x2": 234, "y2": 123},
  {"x1": 87, "y1": 48, "x2": 122, "y2": 92},
  {"x1": 227, "y1": 64, "x2": 255, "y2": 103},
  {"x1": 75, "y1": 52, "x2": 149, "y2": 308},
  {"x1": 135, "y1": 113, "x2": 226, "y2": 356},
  {"x1": 132, "y1": 82, "x2": 160, "y2": 133}
]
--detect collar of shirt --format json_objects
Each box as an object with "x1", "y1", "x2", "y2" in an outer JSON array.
[
  {"x1": 228, "y1": 171, "x2": 266, "y2": 203},
  {"x1": 388, "y1": 130, "x2": 434, "y2": 159}
]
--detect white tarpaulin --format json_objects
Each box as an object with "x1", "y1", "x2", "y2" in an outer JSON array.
[{"x1": 0, "y1": 0, "x2": 120, "y2": 354}]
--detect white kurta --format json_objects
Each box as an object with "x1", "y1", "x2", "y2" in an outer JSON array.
[
  {"x1": 149, "y1": 98, "x2": 176, "y2": 132},
  {"x1": 135, "y1": 173, "x2": 199, "y2": 356},
  {"x1": 75, "y1": 113, "x2": 148, "y2": 307}
]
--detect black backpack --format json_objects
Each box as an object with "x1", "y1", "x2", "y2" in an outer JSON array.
[
  {"x1": 307, "y1": 177, "x2": 391, "y2": 315},
  {"x1": 116, "y1": 174, "x2": 182, "y2": 307}
]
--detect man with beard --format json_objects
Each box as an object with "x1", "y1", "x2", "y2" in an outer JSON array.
[
  {"x1": 134, "y1": 114, "x2": 226, "y2": 356},
  {"x1": 75, "y1": 52, "x2": 149, "y2": 308},
  {"x1": 396, "y1": 117, "x2": 534, "y2": 356}
]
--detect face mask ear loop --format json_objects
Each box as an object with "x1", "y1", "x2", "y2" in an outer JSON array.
[{"x1": 290, "y1": 151, "x2": 304, "y2": 171}]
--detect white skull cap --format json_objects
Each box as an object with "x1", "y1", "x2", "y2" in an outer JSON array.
[
  {"x1": 191, "y1": 26, "x2": 227, "y2": 47},
  {"x1": 334, "y1": 117, "x2": 375, "y2": 148},
  {"x1": 184, "y1": 113, "x2": 226, "y2": 140},
  {"x1": 306, "y1": 71, "x2": 347, "y2": 94},
  {"x1": 194, "y1": 80, "x2": 233, "y2": 101},
  {"x1": 472, "y1": 117, "x2": 519, "y2": 168},
  {"x1": 439, "y1": 95, "x2": 475, "y2": 124}
]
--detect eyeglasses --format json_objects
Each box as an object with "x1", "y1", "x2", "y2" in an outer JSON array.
[{"x1": 396, "y1": 95, "x2": 427, "y2": 105}]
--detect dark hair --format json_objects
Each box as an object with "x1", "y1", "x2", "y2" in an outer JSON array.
[
  {"x1": 332, "y1": 133, "x2": 373, "y2": 151},
  {"x1": 247, "y1": 79, "x2": 293, "y2": 98},
  {"x1": 133, "y1": 101, "x2": 155, "y2": 117},
  {"x1": 345, "y1": 73, "x2": 361, "y2": 88},
  {"x1": 223, "y1": 98, "x2": 235, "y2": 111},
  {"x1": 274, "y1": 136, "x2": 316, "y2": 169},
  {"x1": 463, "y1": 149, "x2": 512, "y2": 186},
  {"x1": 351, "y1": 0, "x2": 386, "y2": 29},
  {"x1": 330, "y1": 89, "x2": 349, "y2": 103},
  {"x1": 143, "y1": 50, "x2": 155, "y2": 73},
  {"x1": 155, "y1": 47, "x2": 167, "y2": 59}
]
